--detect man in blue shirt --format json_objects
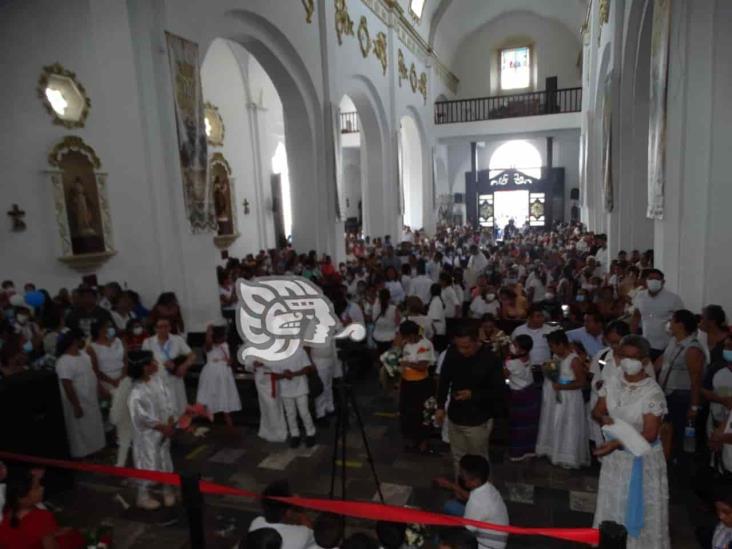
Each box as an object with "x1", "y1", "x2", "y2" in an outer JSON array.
[{"x1": 567, "y1": 311, "x2": 605, "y2": 358}]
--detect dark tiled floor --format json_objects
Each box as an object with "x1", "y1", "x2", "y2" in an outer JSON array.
[{"x1": 42, "y1": 371, "x2": 704, "y2": 548}]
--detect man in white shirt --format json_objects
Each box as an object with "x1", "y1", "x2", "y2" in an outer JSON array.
[
  {"x1": 249, "y1": 480, "x2": 315, "y2": 549},
  {"x1": 631, "y1": 269, "x2": 684, "y2": 360},
  {"x1": 427, "y1": 252, "x2": 444, "y2": 283},
  {"x1": 409, "y1": 260, "x2": 434, "y2": 306},
  {"x1": 593, "y1": 235, "x2": 609, "y2": 274},
  {"x1": 435, "y1": 455, "x2": 509, "y2": 549},
  {"x1": 511, "y1": 306, "x2": 555, "y2": 366},
  {"x1": 466, "y1": 245, "x2": 489, "y2": 289}
]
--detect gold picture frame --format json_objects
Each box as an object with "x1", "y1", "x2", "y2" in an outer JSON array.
[
  {"x1": 358, "y1": 16, "x2": 371, "y2": 58},
  {"x1": 204, "y1": 102, "x2": 225, "y2": 147},
  {"x1": 37, "y1": 63, "x2": 91, "y2": 129}
]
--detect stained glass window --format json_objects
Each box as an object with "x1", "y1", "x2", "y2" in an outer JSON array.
[
  {"x1": 500, "y1": 47, "x2": 530, "y2": 90},
  {"x1": 478, "y1": 194, "x2": 494, "y2": 227},
  {"x1": 529, "y1": 192, "x2": 546, "y2": 227}
]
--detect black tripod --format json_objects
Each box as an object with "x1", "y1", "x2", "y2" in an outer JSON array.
[{"x1": 329, "y1": 350, "x2": 384, "y2": 504}]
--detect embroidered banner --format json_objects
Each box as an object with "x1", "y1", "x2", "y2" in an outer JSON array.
[
  {"x1": 647, "y1": 0, "x2": 671, "y2": 220},
  {"x1": 165, "y1": 32, "x2": 216, "y2": 232}
]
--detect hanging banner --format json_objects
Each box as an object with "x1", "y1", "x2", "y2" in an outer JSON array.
[
  {"x1": 647, "y1": 0, "x2": 671, "y2": 220},
  {"x1": 602, "y1": 73, "x2": 614, "y2": 213},
  {"x1": 165, "y1": 32, "x2": 216, "y2": 232},
  {"x1": 331, "y1": 102, "x2": 344, "y2": 221}
]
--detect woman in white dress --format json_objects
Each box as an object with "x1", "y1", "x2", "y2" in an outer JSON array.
[
  {"x1": 55, "y1": 330, "x2": 106, "y2": 458},
  {"x1": 87, "y1": 319, "x2": 127, "y2": 398},
  {"x1": 427, "y1": 284, "x2": 447, "y2": 351},
  {"x1": 536, "y1": 330, "x2": 590, "y2": 468},
  {"x1": 592, "y1": 335, "x2": 670, "y2": 548},
  {"x1": 196, "y1": 325, "x2": 241, "y2": 426},
  {"x1": 244, "y1": 357, "x2": 288, "y2": 443},
  {"x1": 372, "y1": 289, "x2": 400, "y2": 355}
]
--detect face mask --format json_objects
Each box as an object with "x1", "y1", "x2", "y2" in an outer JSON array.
[
  {"x1": 16, "y1": 314, "x2": 28, "y2": 324},
  {"x1": 23, "y1": 340, "x2": 33, "y2": 354},
  {"x1": 620, "y1": 358, "x2": 643, "y2": 376},
  {"x1": 723, "y1": 349, "x2": 732, "y2": 363},
  {"x1": 485, "y1": 293, "x2": 496, "y2": 302},
  {"x1": 665, "y1": 321, "x2": 672, "y2": 335},
  {"x1": 647, "y1": 279, "x2": 663, "y2": 293},
  {"x1": 576, "y1": 295, "x2": 586, "y2": 302},
  {"x1": 545, "y1": 292, "x2": 555, "y2": 301},
  {"x1": 509, "y1": 343, "x2": 518, "y2": 356},
  {"x1": 133, "y1": 326, "x2": 144, "y2": 336},
  {"x1": 106, "y1": 327, "x2": 116, "y2": 339}
]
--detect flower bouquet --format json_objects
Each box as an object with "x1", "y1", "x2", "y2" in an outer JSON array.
[
  {"x1": 177, "y1": 403, "x2": 214, "y2": 431},
  {"x1": 379, "y1": 347, "x2": 402, "y2": 380},
  {"x1": 422, "y1": 396, "x2": 439, "y2": 428},
  {"x1": 542, "y1": 359, "x2": 562, "y2": 403},
  {"x1": 405, "y1": 522, "x2": 427, "y2": 547}
]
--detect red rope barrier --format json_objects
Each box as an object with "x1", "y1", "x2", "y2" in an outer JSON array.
[{"x1": 0, "y1": 451, "x2": 599, "y2": 545}]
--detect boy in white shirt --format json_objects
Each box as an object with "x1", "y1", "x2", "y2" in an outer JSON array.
[
  {"x1": 434, "y1": 455, "x2": 509, "y2": 549},
  {"x1": 249, "y1": 480, "x2": 315, "y2": 549},
  {"x1": 270, "y1": 348, "x2": 317, "y2": 448}
]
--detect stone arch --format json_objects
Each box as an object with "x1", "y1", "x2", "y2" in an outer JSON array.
[{"x1": 400, "y1": 105, "x2": 433, "y2": 232}]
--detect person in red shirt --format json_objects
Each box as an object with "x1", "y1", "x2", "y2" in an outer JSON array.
[{"x1": 0, "y1": 468, "x2": 83, "y2": 549}]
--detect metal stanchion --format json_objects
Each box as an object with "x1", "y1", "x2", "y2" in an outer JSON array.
[
  {"x1": 598, "y1": 521, "x2": 627, "y2": 549},
  {"x1": 181, "y1": 472, "x2": 205, "y2": 549}
]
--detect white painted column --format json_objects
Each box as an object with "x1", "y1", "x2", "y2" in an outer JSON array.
[{"x1": 245, "y1": 101, "x2": 271, "y2": 250}]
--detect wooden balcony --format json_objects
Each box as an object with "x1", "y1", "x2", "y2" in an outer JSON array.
[
  {"x1": 434, "y1": 87, "x2": 582, "y2": 125},
  {"x1": 339, "y1": 111, "x2": 359, "y2": 133}
]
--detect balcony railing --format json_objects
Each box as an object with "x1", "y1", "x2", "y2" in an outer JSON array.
[
  {"x1": 340, "y1": 111, "x2": 359, "y2": 133},
  {"x1": 434, "y1": 87, "x2": 582, "y2": 125}
]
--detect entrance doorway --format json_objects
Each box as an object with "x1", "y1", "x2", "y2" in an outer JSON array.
[{"x1": 494, "y1": 190, "x2": 528, "y2": 232}]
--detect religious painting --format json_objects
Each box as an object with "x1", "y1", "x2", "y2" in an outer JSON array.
[
  {"x1": 647, "y1": 0, "x2": 671, "y2": 220},
  {"x1": 46, "y1": 136, "x2": 115, "y2": 267},
  {"x1": 165, "y1": 32, "x2": 216, "y2": 232},
  {"x1": 209, "y1": 153, "x2": 237, "y2": 246}
]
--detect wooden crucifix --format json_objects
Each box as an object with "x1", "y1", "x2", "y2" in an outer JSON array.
[{"x1": 7, "y1": 204, "x2": 26, "y2": 231}]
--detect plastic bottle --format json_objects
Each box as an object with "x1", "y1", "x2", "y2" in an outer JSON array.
[{"x1": 683, "y1": 421, "x2": 696, "y2": 454}]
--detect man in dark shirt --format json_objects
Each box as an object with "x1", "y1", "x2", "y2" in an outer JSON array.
[
  {"x1": 65, "y1": 286, "x2": 113, "y2": 338},
  {"x1": 436, "y1": 321, "x2": 505, "y2": 477}
]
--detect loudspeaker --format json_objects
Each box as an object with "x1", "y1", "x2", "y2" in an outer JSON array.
[
  {"x1": 0, "y1": 370, "x2": 74, "y2": 493},
  {"x1": 453, "y1": 193, "x2": 464, "y2": 204},
  {"x1": 570, "y1": 188, "x2": 580, "y2": 201}
]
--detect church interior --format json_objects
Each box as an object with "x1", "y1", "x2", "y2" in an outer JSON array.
[{"x1": 2, "y1": 0, "x2": 732, "y2": 547}]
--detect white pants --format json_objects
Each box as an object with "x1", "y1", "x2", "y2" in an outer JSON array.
[
  {"x1": 115, "y1": 422, "x2": 132, "y2": 467},
  {"x1": 314, "y1": 364, "x2": 335, "y2": 419},
  {"x1": 282, "y1": 395, "x2": 316, "y2": 438}
]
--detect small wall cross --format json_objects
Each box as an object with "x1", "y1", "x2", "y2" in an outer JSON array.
[{"x1": 7, "y1": 204, "x2": 26, "y2": 231}]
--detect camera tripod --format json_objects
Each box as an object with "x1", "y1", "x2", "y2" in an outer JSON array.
[{"x1": 328, "y1": 354, "x2": 384, "y2": 504}]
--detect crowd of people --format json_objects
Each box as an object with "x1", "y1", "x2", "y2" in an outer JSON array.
[{"x1": 2, "y1": 221, "x2": 732, "y2": 548}]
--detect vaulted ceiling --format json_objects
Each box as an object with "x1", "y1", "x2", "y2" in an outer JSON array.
[{"x1": 401, "y1": 0, "x2": 587, "y2": 67}]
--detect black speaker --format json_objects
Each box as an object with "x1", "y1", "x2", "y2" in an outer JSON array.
[
  {"x1": 0, "y1": 370, "x2": 74, "y2": 494},
  {"x1": 453, "y1": 193, "x2": 464, "y2": 204},
  {"x1": 570, "y1": 188, "x2": 580, "y2": 201}
]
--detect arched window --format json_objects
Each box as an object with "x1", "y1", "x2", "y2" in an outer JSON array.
[
  {"x1": 489, "y1": 140, "x2": 542, "y2": 179},
  {"x1": 272, "y1": 142, "x2": 292, "y2": 240}
]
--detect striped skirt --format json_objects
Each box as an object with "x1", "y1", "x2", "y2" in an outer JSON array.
[{"x1": 508, "y1": 384, "x2": 541, "y2": 459}]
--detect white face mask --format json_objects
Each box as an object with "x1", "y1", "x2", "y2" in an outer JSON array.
[
  {"x1": 545, "y1": 292, "x2": 555, "y2": 301},
  {"x1": 485, "y1": 293, "x2": 496, "y2": 302},
  {"x1": 133, "y1": 326, "x2": 144, "y2": 336},
  {"x1": 647, "y1": 279, "x2": 663, "y2": 293},
  {"x1": 664, "y1": 320, "x2": 673, "y2": 335},
  {"x1": 16, "y1": 314, "x2": 28, "y2": 324},
  {"x1": 620, "y1": 358, "x2": 644, "y2": 376}
]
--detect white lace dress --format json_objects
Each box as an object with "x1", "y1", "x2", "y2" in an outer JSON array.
[
  {"x1": 593, "y1": 376, "x2": 670, "y2": 548},
  {"x1": 536, "y1": 352, "x2": 590, "y2": 468}
]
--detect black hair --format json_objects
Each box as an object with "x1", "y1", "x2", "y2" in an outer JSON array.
[
  {"x1": 416, "y1": 259, "x2": 427, "y2": 275},
  {"x1": 261, "y1": 480, "x2": 293, "y2": 523},
  {"x1": 56, "y1": 328, "x2": 84, "y2": 356},
  {"x1": 376, "y1": 288, "x2": 391, "y2": 321},
  {"x1": 429, "y1": 283, "x2": 445, "y2": 308},
  {"x1": 480, "y1": 313, "x2": 496, "y2": 325},
  {"x1": 341, "y1": 533, "x2": 379, "y2": 549},
  {"x1": 438, "y1": 527, "x2": 478, "y2": 549},
  {"x1": 513, "y1": 334, "x2": 534, "y2": 353},
  {"x1": 1, "y1": 280, "x2": 14, "y2": 289},
  {"x1": 646, "y1": 268, "x2": 664, "y2": 279},
  {"x1": 459, "y1": 454, "x2": 490, "y2": 484},
  {"x1": 376, "y1": 521, "x2": 407, "y2": 549},
  {"x1": 527, "y1": 304, "x2": 545, "y2": 318},
  {"x1": 703, "y1": 305, "x2": 727, "y2": 329},
  {"x1": 584, "y1": 310, "x2": 604, "y2": 325},
  {"x1": 712, "y1": 483, "x2": 732, "y2": 507},
  {"x1": 545, "y1": 329, "x2": 570, "y2": 347},
  {"x1": 90, "y1": 319, "x2": 111, "y2": 340},
  {"x1": 4, "y1": 467, "x2": 35, "y2": 528},
  {"x1": 127, "y1": 350, "x2": 154, "y2": 380},
  {"x1": 399, "y1": 320, "x2": 420, "y2": 338},
  {"x1": 605, "y1": 320, "x2": 631, "y2": 338},
  {"x1": 672, "y1": 309, "x2": 698, "y2": 334},
  {"x1": 242, "y1": 528, "x2": 283, "y2": 549},
  {"x1": 313, "y1": 513, "x2": 345, "y2": 549},
  {"x1": 452, "y1": 320, "x2": 480, "y2": 340}
]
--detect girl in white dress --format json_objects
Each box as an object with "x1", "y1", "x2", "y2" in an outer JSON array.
[
  {"x1": 372, "y1": 289, "x2": 400, "y2": 355},
  {"x1": 592, "y1": 335, "x2": 670, "y2": 548},
  {"x1": 196, "y1": 325, "x2": 241, "y2": 426},
  {"x1": 536, "y1": 330, "x2": 590, "y2": 468},
  {"x1": 87, "y1": 319, "x2": 127, "y2": 397},
  {"x1": 55, "y1": 330, "x2": 106, "y2": 458}
]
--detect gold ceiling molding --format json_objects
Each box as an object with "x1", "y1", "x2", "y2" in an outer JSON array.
[
  {"x1": 48, "y1": 135, "x2": 101, "y2": 169},
  {"x1": 409, "y1": 63, "x2": 418, "y2": 93},
  {"x1": 418, "y1": 72, "x2": 428, "y2": 104},
  {"x1": 301, "y1": 0, "x2": 315, "y2": 23},
  {"x1": 397, "y1": 49, "x2": 409, "y2": 87},
  {"x1": 599, "y1": 0, "x2": 610, "y2": 25},
  {"x1": 373, "y1": 31, "x2": 387, "y2": 75},
  {"x1": 358, "y1": 16, "x2": 372, "y2": 57},
  {"x1": 335, "y1": 0, "x2": 355, "y2": 45},
  {"x1": 360, "y1": 0, "x2": 459, "y2": 94}
]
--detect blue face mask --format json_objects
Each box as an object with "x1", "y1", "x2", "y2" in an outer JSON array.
[
  {"x1": 576, "y1": 295, "x2": 586, "y2": 302},
  {"x1": 23, "y1": 340, "x2": 33, "y2": 353},
  {"x1": 723, "y1": 349, "x2": 732, "y2": 363},
  {"x1": 106, "y1": 327, "x2": 116, "y2": 339}
]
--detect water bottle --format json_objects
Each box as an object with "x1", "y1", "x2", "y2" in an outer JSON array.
[{"x1": 683, "y1": 421, "x2": 696, "y2": 454}]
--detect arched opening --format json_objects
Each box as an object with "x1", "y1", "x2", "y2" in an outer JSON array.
[
  {"x1": 201, "y1": 38, "x2": 292, "y2": 253},
  {"x1": 337, "y1": 94, "x2": 363, "y2": 236},
  {"x1": 399, "y1": 114, "x2": 424, "y2": 230}
]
